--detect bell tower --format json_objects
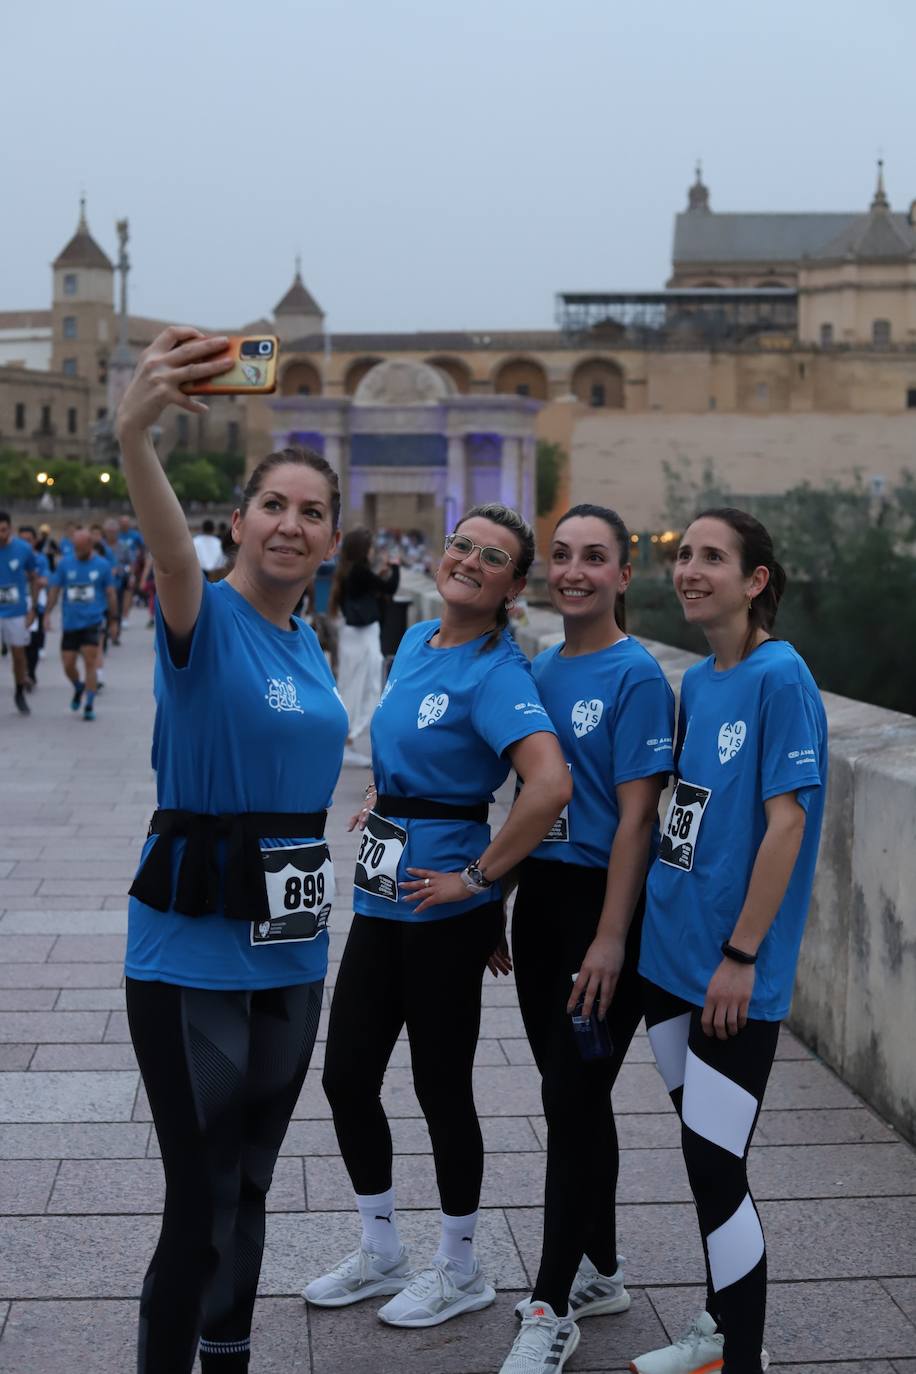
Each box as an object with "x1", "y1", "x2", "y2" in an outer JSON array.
[{"x1": 51, "y1": 197, "x2": 115, "y2": 421}]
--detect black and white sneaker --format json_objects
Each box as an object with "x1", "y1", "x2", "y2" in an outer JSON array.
[{"x1": 499, "y1": 1301, "x2": 580, "y2": 1373}]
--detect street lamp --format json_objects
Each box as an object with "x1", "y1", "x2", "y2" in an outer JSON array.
[
  {"x1": 99, "y1": 472, "x2": 111, "y2": 485},
  {"x1": 36, "y1": 471, "x2": 48, "y2": 484}
]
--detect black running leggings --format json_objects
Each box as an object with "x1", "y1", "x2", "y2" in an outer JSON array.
[
  {"x1": 322, "y1": 902, "x2": 504, "y2": 1216},
  {"x1": 126, "y1": 977, "x2": 323, "y2": 1374},
  {"x1": 642, "y1": 977, "x2": 779, "y2": 1374},
  {"x1": 512, "y1": 857, "x2": 645, "y2": 1315}
]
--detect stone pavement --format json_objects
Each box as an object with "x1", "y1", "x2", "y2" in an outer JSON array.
[{"x1": 0, "y1": 621, "x2": 914, "y2": 1374}]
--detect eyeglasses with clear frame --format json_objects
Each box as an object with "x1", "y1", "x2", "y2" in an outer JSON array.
[{"x1": 444, "y1": 532, "x2": 517, "y2": 572}]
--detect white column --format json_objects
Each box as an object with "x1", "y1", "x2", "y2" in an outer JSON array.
[
  {"x1": 521, "y1": 436, "x2": 536, "y2": 523},
  {"x1": 500, "y1": 436, "x2": 521, "y2": 509},
  {"x1": 446, "y1": 435, "x2": 467, "y2": 529},
  {"x1": 323, "y1": 433, "x2": 347, "y2": 527}
]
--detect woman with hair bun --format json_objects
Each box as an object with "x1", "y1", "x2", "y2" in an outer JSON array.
[
  {"x1": 631, "y1": 508, "x2": 828, "y2": 1374},
  {"x1": 304, "y1": 502, "x2": 571, "y2": 1330},
  {"x1": 498, "y1": 504, "x2": 675, "y2": 1374}
]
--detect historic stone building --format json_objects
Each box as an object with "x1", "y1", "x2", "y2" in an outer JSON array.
[{"x1": 4, "y1": 169, "x2": 916, "y2": 532}]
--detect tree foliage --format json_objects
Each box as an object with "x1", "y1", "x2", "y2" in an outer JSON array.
[
  {"x1": 536, "y1": 441, "x2": 566, "y2": 517},
  {"x1": 628, "y1": 461, "x2": 916, "y2": 715}
]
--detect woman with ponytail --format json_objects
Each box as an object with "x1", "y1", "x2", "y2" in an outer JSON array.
[
  {"x1": 497, "y1": 505, "x2": 675, "y2": 1374},
  {"x1": 304, "y1": 503, "x2": 571, "y2": 1329},
  {"x1": 632, "y1": 509, "x2": 828, "y2": 1374}
]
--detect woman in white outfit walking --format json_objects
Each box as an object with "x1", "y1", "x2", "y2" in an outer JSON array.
[{"x1": 331, "y1": 528, "x2": 400, "y2": 754}]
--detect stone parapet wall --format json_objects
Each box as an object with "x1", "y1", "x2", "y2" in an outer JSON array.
[{"x1": 401, "y1": 571, "x2": 916, "y2": 1141}]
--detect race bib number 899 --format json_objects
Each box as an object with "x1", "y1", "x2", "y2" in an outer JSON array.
[
  {"x1": 252, "y1": 841, "x2": 335, "y2": 945},
  {"x1": 658, "y1": 779, "x2": 712, "y2": 873}
]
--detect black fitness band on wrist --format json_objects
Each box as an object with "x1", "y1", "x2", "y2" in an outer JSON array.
[{"x1": 721, "y1": 940, "x2": 758, "y2": 965}]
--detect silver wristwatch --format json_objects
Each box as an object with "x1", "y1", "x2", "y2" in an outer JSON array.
[{"x1": 461, "y1": 861, "x2": 493, "y2": 894}]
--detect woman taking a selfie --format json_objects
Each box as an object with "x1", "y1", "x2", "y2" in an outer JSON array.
[
  {"x1": 304, "y1": 503, "x2": 572, "y2": 1329},
  {"x1": 118, "y1": 326, "x2": 347, "y2": 1374},
  {"x1": 498, "y1": 504, "x2": 675, "y2": 1374},
  {"x1": 632, "y1": 508, "x2": 828, "y2": 1374}
]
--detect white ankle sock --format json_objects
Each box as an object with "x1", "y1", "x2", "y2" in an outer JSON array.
[
  {"x1": 355, "y1": 1187, "x2": 401, "y2": 1258},
  {"x1": 434, "y1": 1209, "x2": 478, "y2": 1273}
]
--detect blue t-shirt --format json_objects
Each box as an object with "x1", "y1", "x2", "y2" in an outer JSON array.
[
  {"x1": 0, "y1": 537, "x2": 38, "y2": 619},
  {"x1": 357, "y1": 619, "x2": 557, "y2": 922},
  {"x1": 640, "y1": 640, "x2": 828, "y2": 1021},
  {"x1": 51, "y1": 555, "x2": 113, "y2": 631},
  {"x1": 126, "y1": 578, "x2": 348, "y2": 990},
  {"x1": 531, "y1": 637, "x2": 675, "y2": 868},
  {"x1": 59, "y1": 537, "x2": 75, "y2": 558}
]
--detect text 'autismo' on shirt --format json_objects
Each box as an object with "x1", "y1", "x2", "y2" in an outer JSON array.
[
  {"x1": 0, "y1": 537, "x2": 39, "y2": 618},
  {"x1": 126, "y1": 577, "x2": 349, "y2": 991},
  {"x1": 356, "y1": 619, "x2": 557, "y2": 922},
  {"x1": 530, "y1": 636, "x2": 675, "y2": 868},
  {"x1": 640, "y1": 639, "x2": 828, "y2": 1021},
  {"x1": 51, "y1": 555, "x2": 113, "y2": 631}
]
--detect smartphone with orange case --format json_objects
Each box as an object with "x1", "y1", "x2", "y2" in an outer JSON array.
[{"x1": 184, "y1": 335, "x2": 280, "y2": 395}]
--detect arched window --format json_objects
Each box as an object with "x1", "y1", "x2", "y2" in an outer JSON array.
[
  {"x1": 425, "y1": 356, "x2": 471, "y2": 394},
  {"x1": 344, "y1": 357, "x2": 384, "y2": 396},
  {"x1": 820, "y1": 323, "x2": 834, "y2": 348},
  {"x1": 493, "y1": 358, "x2": 548, "y2": 400},
  {"x1": 872, "y1": 319, "x2": 891, "y2": 348},
  {"x1": 280, "y1": 361, "x2": 322, "y2": 397},
  {"x1": 570, "y1": 358, "x2": 624, "y2": 408}
]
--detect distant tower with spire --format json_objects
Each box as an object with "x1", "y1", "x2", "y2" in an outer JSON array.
[
  {"x1": 274, "y1": 258, "x2": 325, "y2": 343},
  {"x1": 688, "y1": 161, "x2": 711, "y2": 212},
  {"x1": 51, "y1": 196, "x2": 115, "y2": 429}
]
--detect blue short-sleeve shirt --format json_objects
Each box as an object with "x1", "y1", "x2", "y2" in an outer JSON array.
[
  {"x1": 531, "y1": 637, "x2": 675, "y2": 868},
  {"x1": 126, "y1": 578, "x2": 348, "y2": 990},
  {"x1": 640, "y1": 640, "x2": 828, "y2": 1020},
  {"x1": 51, "y1": 555, "x2": 113, "y2": 630},
  {"x1": 355, "y1": 619, "x2": 557, "y2": 922},
  {"x1": 0, "y1": 537, "x2": 38, "y2": 619}
]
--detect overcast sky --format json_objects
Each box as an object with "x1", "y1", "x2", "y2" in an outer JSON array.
[{"x1": 4, "y1": 0, "x2": 915, "y2": 334}]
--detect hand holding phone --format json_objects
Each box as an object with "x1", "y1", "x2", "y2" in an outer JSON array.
[{"x1": 183, "y1": 336, "x2": 280, "y2": 396}]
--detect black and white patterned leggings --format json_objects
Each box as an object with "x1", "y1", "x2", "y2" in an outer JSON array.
[
  {"x1": 126, "y1": 977, "x2": 323, "y2": 1374},
  {"x1": 642, "y1": 978, "x2": 780, "y2": 1373}
]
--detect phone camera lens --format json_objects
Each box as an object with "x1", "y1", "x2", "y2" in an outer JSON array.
[{"x1": 258, "y1": 340, "x2": 273, "y2": 356}]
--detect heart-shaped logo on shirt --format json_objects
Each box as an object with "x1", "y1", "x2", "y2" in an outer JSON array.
[
  {"x1": 417, "y1": 692, "x2": 449, "y2": 729},
  {"x1": 718, "y1": 720, "x2": 747, "y2": 764}
]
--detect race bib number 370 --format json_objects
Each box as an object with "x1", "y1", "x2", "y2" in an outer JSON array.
[
  {"x1": 354, "y1": 811, "x2": 407, "y2": 903},
  {"x1": 252, "y1": 841, "x2": 335, "y2": 946},
  {"x1": 658, "y1": 779, "x2": 712, "y2": 873}
]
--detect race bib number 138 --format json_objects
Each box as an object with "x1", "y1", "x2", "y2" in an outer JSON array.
[{"x1": 658, "y1": 779, "x2": 712, "y2": 873}]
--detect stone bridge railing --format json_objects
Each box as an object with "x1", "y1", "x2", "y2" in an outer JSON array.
[{"x1": 399, "y1": 572, "x2": 916, "y2": 1142}]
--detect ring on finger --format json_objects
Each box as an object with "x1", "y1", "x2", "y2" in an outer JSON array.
[{"x1": 424, "y1": 877, "x2": 430, "y2": 888}]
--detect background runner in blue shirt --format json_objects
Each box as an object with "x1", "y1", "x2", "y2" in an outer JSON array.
[
  {"x1": 500, "y1": 505, "x2": 675, "y2": 1374},
  {"x1": 633, "y1": 509, "x2": 828, "y2": 1374},
  {"x1": 0, "y1": 512, "x2": 41, "y2": 716},
  {"x1": 116, "y1": 326, "x2": 346, "y2": 1374},
  {"x1": 307, "y1": 504, "x2": 571, "y2": 1331},
  {"x1": 46, "y1": 531, "x2": 117, "y2": 721}
]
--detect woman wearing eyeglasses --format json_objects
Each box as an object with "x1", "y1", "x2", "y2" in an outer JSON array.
[{"x1": 304, "y1": 503, "x2": 572, "y2": 1329}]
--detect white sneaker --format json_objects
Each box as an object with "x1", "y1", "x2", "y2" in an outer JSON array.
[
  {"x1": 499, "y1": 1301, "x2": 580, "y2": 1373},
  {"x1": 302, "y1": 1244, "x2": 411, "y2": 1307},
  {"x1": 514, "y1": 1254, "x2": 630, "y2": 1321},
  {"x1": 569, "y1": 1254, "x2": 631, "y2": 1318},
  {"x1": 377, "y1": 1257, "x2": 496, "y2": 1328},
  {"x1": 629, "y1": 1309, "x2": 770, "y2": 1374}
]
